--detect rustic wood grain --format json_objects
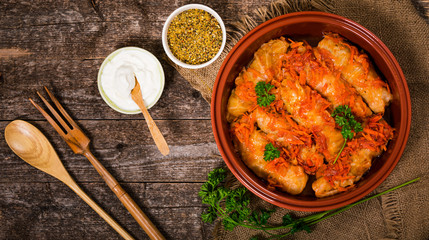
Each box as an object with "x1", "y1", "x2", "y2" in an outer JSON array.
[
  {"x1": 0, "y1": 182, "x2": 212, "y2": 240},
  {"x1": 0, "y1": 58, "x2": 210, "y2": 120},
  {"x1": 0, "y1": 0, "x2": 273, "y2": 239},
  {"x1": 0, "y1": 120, "x2": 224, "y2": 183}
]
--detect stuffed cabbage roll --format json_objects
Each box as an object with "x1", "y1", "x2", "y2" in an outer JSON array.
[
  {"x1": 231, "y1": 118, "x2": 308, "y2": 195},
  {"x1": 317, "y1": 33, "x2": 392, "y2": 113}
]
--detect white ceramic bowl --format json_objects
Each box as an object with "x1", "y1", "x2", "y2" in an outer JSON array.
[
  {"x1": 162, "y1": 4, "x2": 226, "y2": 69},
  {"x1": 97, "y1": 47, "x2": 165, "y2": 114}
]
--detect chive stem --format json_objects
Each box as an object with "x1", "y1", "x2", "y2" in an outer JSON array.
[{"x1": 333, "y1": 139, "x2": 347, "y2": 164}]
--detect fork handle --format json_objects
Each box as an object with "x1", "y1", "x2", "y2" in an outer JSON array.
[{"x1": 83, "y1": 151, "x2": 165, "y2": 240}]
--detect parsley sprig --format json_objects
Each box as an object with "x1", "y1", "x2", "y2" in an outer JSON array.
[
  {"x1": 264, "y1": 143, "x2": 280, "y2": 161},
  {"x1": 255, "y1": 81, "x2": 276, "y2": 107},
  {"x1": 331, "y1": 105, "x2": 363, "y2": 164},
  {"x1": 200, "y1": 168, "x2": 420, "y2": 240}
]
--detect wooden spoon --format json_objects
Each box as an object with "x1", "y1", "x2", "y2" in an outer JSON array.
[
  {"x1": 4, "y1": 120, "x2": 134, "y2": 240},
  {"x1": 131, "y1": 74, "x2": 170, "y2": 156}
]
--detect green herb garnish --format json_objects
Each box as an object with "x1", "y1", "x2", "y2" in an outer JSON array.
[
  {"x1": 199, "y1": 168, "x2": 420, "y2": 239},
  {"x1": 264, "y1": 143, "x2": 280, "y2": 161},
  {"x1": 331, "y1": 105, "x2": 363, "y2": 164},
  {"x1": 255, "y1": 81, "x2": 275, "y2": 107}
]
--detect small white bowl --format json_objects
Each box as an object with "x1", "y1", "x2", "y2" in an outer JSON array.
[
  {"x1": 97, "y1": 47, "x2": 165, "y2": 114},
  {"x1": 162, "y1": 4, "x2": 226, "y2": 69}
]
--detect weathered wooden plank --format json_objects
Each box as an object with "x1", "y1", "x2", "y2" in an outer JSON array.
[
  {"x1": 0, "y1": 0, "x2": 271, "y2": 61},
  {"x1": 0, "y1": 21, "x2": 163, "y2": 60},
  {"x1": 0, "y1": 120, "x2": 225, "y2": 183},
  {"x1": 0, "y1": 0, "x2": 271, "y2": 28},
  {"x1": 0, "y1": 182, "x2": 213, "y2": 239},
  {"x1": 0, "y1": 58, "x2": 211, "y2": 120}
]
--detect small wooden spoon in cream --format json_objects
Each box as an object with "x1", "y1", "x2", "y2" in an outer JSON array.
[{"x1": 131, "y1": 74, "x2": 170, "y2": 156}]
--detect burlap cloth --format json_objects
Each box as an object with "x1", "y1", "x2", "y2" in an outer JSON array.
[{"x1": 170, "y1": 0, "x2": 429, "y2": 239}]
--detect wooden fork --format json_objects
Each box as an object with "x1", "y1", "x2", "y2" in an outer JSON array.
[{"x1": 29, "y1": 87, "x2": 165, "y2": 240}]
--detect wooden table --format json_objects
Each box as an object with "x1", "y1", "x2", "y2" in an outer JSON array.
[{"x1": 0, "y1": 1, "x2": 272, "y2": 239}]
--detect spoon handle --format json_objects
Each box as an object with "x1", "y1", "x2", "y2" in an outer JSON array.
[
  {"x1": 83, "y1": 151, "x2": 165, "y2": 240},
  {"x1": 131, "y1": 92, "x2": 170, "y2": 156},
  {"x1": 62, "y1": 177, "x2": 134, "y2": 240}
]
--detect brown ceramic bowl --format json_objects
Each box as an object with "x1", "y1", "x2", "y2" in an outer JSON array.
[{"x1": 211, "y1": 12, "x2": 411, "y2": 211}]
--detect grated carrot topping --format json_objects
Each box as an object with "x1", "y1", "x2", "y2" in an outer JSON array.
[
  {"x1": 231, "y1": 114, "x2": 257, "y2": 148},
  {"x1": 235, "y1": 81, "x2": 257, "y2": 102},
  {"x1": 290, "y1": 41, "x2": 303, "y2": 49},
  {"x1": 228, "y1": 35, "x2": 395, "y2": 196}
]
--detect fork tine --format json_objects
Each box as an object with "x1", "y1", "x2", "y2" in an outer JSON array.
[
  {"x1": 43, "y1": 87, "x2": 80, "y2": 129},
  {"x1": 29, "y1": 98, "x2": 67, "y2": 138},
  {"x1": 36, "y1": 91, "x2": 73, "y2": 133}
]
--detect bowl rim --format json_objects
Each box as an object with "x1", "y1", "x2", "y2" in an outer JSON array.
[
  {"x1": 211, "y1": 11, "x2": 411, "y2": 211},
  {"x1": 161, "y1": 4, "x2": 227, "y2": 69},
  {"x1": 97, "y1": 46, "x2": 165, "y2": 114}
]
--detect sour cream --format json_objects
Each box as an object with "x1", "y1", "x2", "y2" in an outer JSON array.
[{"x1": 98, "y1": 47, "x2": 165, "y2": 114}]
